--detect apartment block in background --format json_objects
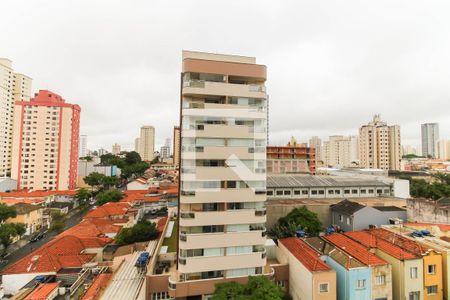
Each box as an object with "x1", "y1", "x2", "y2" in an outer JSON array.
[
  {"x1": 437, "y1": 139, "x2": 450, "y2": 160},
  {"x1": 309, "y1": 136, "x2": 322, "y2": 167},
  {"x1": 134, "y1": 137, "x2": 140, "y2": 153},
  {"x1": 173, "y1": 50, "x2": 269, "y2": 298},
  {"x1": 173, "y1": 126, "x2": 181, "y2": 168},
  {"x1": 112, "y1": 143, "x2": 121, "y2": 155},
  {"x1": 79, "y1": 134, "x2": 87, "y2": 157},
  {"x1": 267, "y1": 137, "x2": 316, "y2": 174},
  {"x1": 322, "y1": 135, "x2": 358, "y2": 168},
  {"x1": 0, "y1": 58, "x2": 32, "y2": 177},
  {"x1": 139, "y1": 125, "x2": 155, "y2": 161},
  {"x1": 11, "y1": 90, "x2": 80, "y2": 190},
  {"x1": 359, "y1": 115, "x2": 401, "y2": 170},
  {"x1": 421, "y1": 123, "x2": 439, "y2": 158}
]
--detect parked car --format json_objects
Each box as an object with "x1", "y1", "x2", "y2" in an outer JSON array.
[{"x1": 30, "y1": 232, "x2": 46, "y2": 242}]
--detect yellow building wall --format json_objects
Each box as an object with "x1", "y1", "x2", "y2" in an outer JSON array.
[{"x1": 423, "y1": 252, "x2": 443, "y2": 300}]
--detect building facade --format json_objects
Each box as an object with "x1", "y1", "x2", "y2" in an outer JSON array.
[
  {"x1": 421, "y1": 123, "x2": 439, "y2": 158},
  {"x1": 112, "y1": 143, "x2": 121, "y2": 155},
  {"x1": 359, "y1": 115, "x2": 401, "y2": 170},
  {"x1": 0, "y1": 58, "x2": 32, "y2": 177},
  {"x1": 322, "y1": 135, "x2": 358, "y2": 168},
  {"x1": 309, "y1": 136, "x2": 322, "y2": 166},
  {"x1": 134, "y1": 137, "x2": 140, "y2": 153},
  {"x1": 79, "y1": 134, "x2": 87, "y2": 157},
  {"x1": 139, "y1": 125, "x2": 155, "y2": 161},
  {"x1": 267, "y1": 138, "x2": 316, "y2": 174},
  {"x1": 437, "y1": 139, "x2": 450, "y2": 160},
  {"x1": 11, "y1": 90, "x2": 80, "y2": 190},
  {"x1": 173, "y1": 126, "x2": 181, "y2": 168},
  {"x1": 174, "y1": 50, "x2": 268, "y2": 298}
]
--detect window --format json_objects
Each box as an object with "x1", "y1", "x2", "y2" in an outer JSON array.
[
  {"x1": 328, "y1": 190, "x2": 334, "y2": 194},
  {"x1": 409, "y1": 291, "x2": 420, "y2": 300},
  {"x1": 356, "y1": 279, "x2": 366, "y2": 289},
  {"x1": 410, "y1": 267, "x2": 418, "y2": 279},
  {"x1": 267, "y1": 190, "x2": 273, "y2": 196},
  {"x1": 283, "y1": 190, "x2": 291, "y2": 195},
  {"x1": 294, "y1": 190, "x2": 301, "y2": 195},
  {"x1": 428, "y1": 264, "x2": 436, "y2": 274},
  {"x1": 427, "y1": 285, "x2": 438, "y2": 295},
  {"x1": 376, "y1": 275, "x2": 386, "y2": 285},
  {"x1": 311, "y1": 190, "x2": 318, "y2": 195},
  {"x1": 344, "y1": 189, "x2": 350, "y2": 194},
  {"x1": 339, "y1": 215, "x2": 344, "y2": 222},
  {"x1": 352, "y1": 189, "x2": 358, "y2": 194},
  {"x1": 276, "y1": 190, "x2": 283, "y2": 196},
  {"x1": 319, "y1": 283, "x2": 329, "y2": 293},
  {"x1": 302, "y1": 190, "x2": 308, "y2": 195},
  {"x1": 347, "y1": 217, "x2": 351, "y2": 225}
]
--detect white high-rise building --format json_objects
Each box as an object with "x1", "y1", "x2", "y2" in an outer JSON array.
[
  {"x1": 0, "y1": 58, "x2": 32, "y2": 177},
  {"x1": 173, "y1": 51, "x2": 268, "y2": 297},
  {"x1": 138, "y1": 126, "x2": 155, "y2": 161},
  {"x1": 134, "y1": 137, "x2": 140, "y2": 153},
  {"x1": 79, "y1": 135, "x2": 88, "y2": 157},
  {"x1": 421, "y1": 123, "x2": 439, "y2": 158}
]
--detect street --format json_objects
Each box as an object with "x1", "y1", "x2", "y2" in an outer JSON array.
[{"x1": 0, "y1": 206, "x2": 91, "y2": 271}]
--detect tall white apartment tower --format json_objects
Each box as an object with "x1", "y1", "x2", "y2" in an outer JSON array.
[
  {"x1": 173, "y1": 51, "x2": 268, "y2": 298},
  {"x1": 138, "y1": 126, "x2": 155, "y2": 161},
  {"x1": 79, "y1": 134, "x2": 88, "y2": 157},
  {"x1": 421, "y1": 123, "x2": 439, "y2": 158},
  {"x1": 0, "y1": 59, "x2": 32, "y2": 177}
]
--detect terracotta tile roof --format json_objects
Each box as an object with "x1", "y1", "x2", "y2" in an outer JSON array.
[
  {"x1": 24, "y1": 282, "x2": 59, "y2": 300},
  {"x1": 324, "y1": 234, "x2": 388, "y2": 266},
  {"x1": 120, "y1": 190, "x2": 161, "y2": 203},
  {"x1": 157, "y1": 217, "x2": 168, "y2": 232},
  {"x1": 345, "y1": 231, "x2": 417, "y2": 260},
  {"x1": 81, "y1": 273, "x2": 112, "y2": 300},
  {"x1": 369, "y1": 228, "x2": 427, "y2": 256},
  {"x1": 405, "y1": 222, "x2": 450, "y2": 232},
  {"x1": 279, "y1": 237, "x2": 332, "y2": 272},
  {"x1": 0, "y1": 198, "x2": 45, "y2": 205},
  {"x1": 60, "y1": 219, "x2": 123, "y2": 238},
  {"x1": 1, "y1": 235, "x2": 107, "y2": 275},
  {"x1": 84, "y1": 202, "x2": 131, "y2": 219},
  {"x1": 0, "y1": 190, "x2": 76, "y2": 198}
]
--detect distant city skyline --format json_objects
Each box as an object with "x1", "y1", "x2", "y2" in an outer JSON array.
[{"x1": 2, "y1": 1, "x2": 450, "y2": 150}]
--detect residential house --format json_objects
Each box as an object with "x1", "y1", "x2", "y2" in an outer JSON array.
[
  {"x1": 331, "y1": 199, "x2": 406, "y2": 232},
  {"x1": 277, "y1": 237, "x2": 336, "y2": 300},
  {"x1": 345, "y1": 231, "x2": 424, "y2": 300},
  {"x1": 5, "y1": 203, "x2": 44, "y2": 236},
  {"x1": 370, "y1": 228, "x2": 443, "y2": 300},
  {"x1": 306, "y1": 237, "x2": 372, "y2": 300},
  {"x1": 324, "y1": 233, "x2": 393, "y2": 300}
]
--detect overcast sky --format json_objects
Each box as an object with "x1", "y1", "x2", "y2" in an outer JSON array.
[{"x1": 2, "y1": 0, "x2": 449, "y2": 151}]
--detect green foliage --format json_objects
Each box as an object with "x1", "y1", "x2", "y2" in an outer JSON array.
[
  {"x1": 269, "y1": 206, "x2": 323, "y2": 239},
  {"x1": 121, "y1": 162, "x2": 150, "y2": 179},
  {"x1": 0, "y1": 223, "x2": 26, "y2": 249},
  {"x1": 75, "y1": 188, "x2": 92, "y2": 204},
  {"x1": 83, "y1": 172, "x2": 105, "y2": 188},
  {"x1": 409, "y1": 178, "x2": 450, "y2": 200},
  {"x1": 80, "y1": 156, "x2": 93, "y2": 161},
  {"x1": 50, "y1": 211, "x2": 66, "y2": 233},
  {"x1": 124, "y1": 151, "x2": 142, "y2": 165},
  {"x1": 402, "y1": 154, "x2": 424, "y2": 159},
  {"x1": 150, "y1": 156, "x2": 160, "y2": 164},
  {"x1": 96, "y1": 189, "x2": 124, "y2": 206},
  {"x1": 0, "y1": 204, "x2": 17, "y2": 222},
  {"x1": 100, "y1": 176, "x2": 119, "y2": 189},
  {"x1": 213, "y1": 276, "x2": 287, "y2": 300},
  {"x1": 115, "y1": 220, "x2": 159, "y2": 245}
]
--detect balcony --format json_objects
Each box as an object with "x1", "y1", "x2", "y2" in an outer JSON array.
[
  {"x1": 180, "y1": 188, "x2": 266, "y2": 204},
  {"x1": 182, "y1": 146, "x2": 265, "y2": 160},
  {"x1": 182, "y1": 166, "x2": 266, "y2": 181},
  {"x1": 182, "y1": 124, "x2": 266, "y2": 139},
  {"x1": 179, "y1": 209, "x2": 266, "y2": 227},
  {"x1": 182, "y1": 80, "x2": 266, "y2": 99},
  {"x1": 179, "y1": 231, "x2": 266, "y2": 248}
]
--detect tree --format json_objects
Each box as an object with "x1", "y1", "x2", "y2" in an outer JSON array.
[
  {"x1": 432, "y1": 172, "x2": 450, "y2": 185},
  {"x1": 100, "y1": 176, "x2": 119, "y2": 190},
  {"x1": 124, "y1": 151, "x2": 142, "y2": 165},
  {"x1": 212, "y1": 276, "x2": 288, "y2": 300},
  {"x1": 115, "y1": 220, "x2": 159, "y2": 245},
  {"x1": 121, "y1": 162, "x2": 149, "y2": 179},
  {"x1": 49, "y1": 211, "x2": 66, "y2": 233},
  {"x1": 83, "y1": 172, "x2": 105, "y2": 189},
  {"x1": 0, "y1": 204, "x2": 17, "y2": 223},
  {"x1": 75, "y1": 188, "x2": 92, "y2": 206},
  {"x1": 96, "y1": 189, "x2": 124, "y2": 206},
  {"x1": 269, "y1": 206, "x2": 323, "y2": 239},
  {"x1": 0, "y1": 223, "x2": 26, "y2": 250}
]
